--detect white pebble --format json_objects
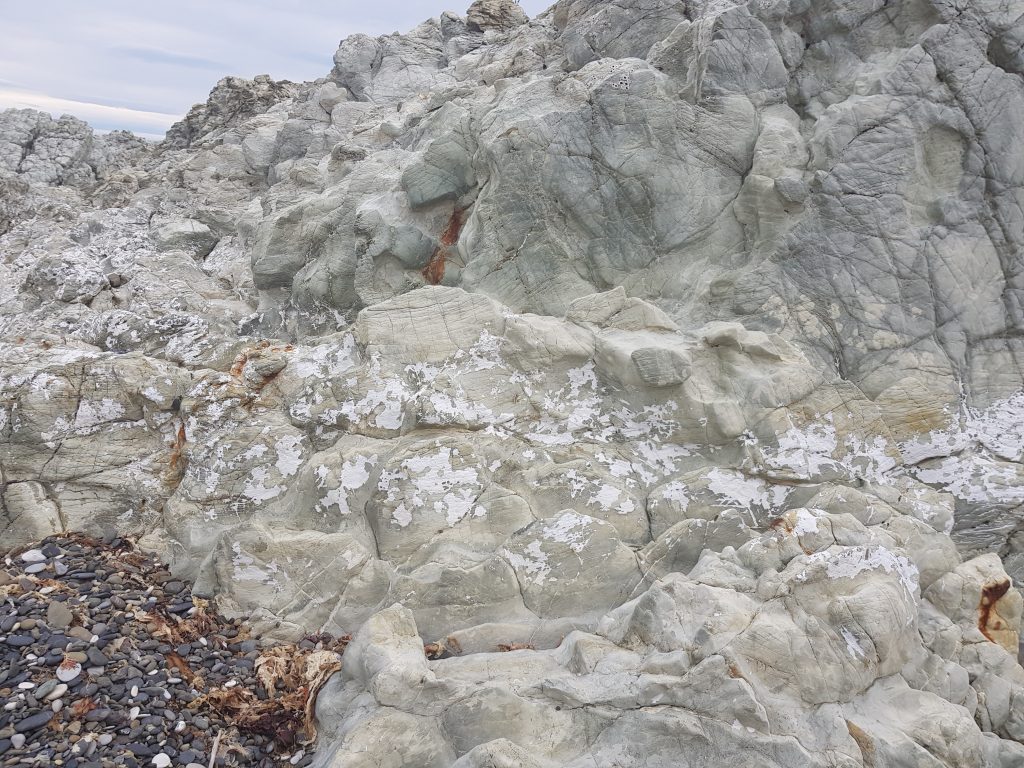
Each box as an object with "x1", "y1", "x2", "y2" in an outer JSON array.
[
  {"x1": 51, "y1": 700, "x2": 63, "y2": 713},
  {"x1": 3, "y1": 702, "x2": 17, "y2": 712},
  {"x1": 174, "y1": 721, "x2": 187, "y2": 733},
  {"x1": 199, "y1": 637, "x2": 208, "y2": 646},
  {"x1": 11, "y1": 734, "x2": 26, "y2": 749},
  {"x1": 290, "y1": 750, "x2": 305, "y2": 766},
  {"x1": 98, "y1": 734, "x2": 113, "y2": 746},
  {"x1": 129, "y1": 706, "x2": 141, "y2": 721},
  {"x1": 56, "y1": 661, "x2": 82, "y2": 683},
  {"x1": 45, "y1": 684, "x2": 68, "y2": 701},
  {"x1": 20, "y1": 549, "x2": 45, "y2": 563},
  {"x1": 152, "y1": 754, "x2": 172, "y2": 768},
  {"x1": 130, "y1": 685, "x2": 139, "y2": 697},
  {"x1": 17, "y1": 682, "x2": 34, "y2": 690}
]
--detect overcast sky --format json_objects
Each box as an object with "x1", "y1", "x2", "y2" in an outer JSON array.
[{"x1": 0, "y1": 1, "x2": 551, "y2": 139}]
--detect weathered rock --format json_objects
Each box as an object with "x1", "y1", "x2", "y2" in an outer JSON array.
[
  {"x1": 2, "y1": 0, "x2": 1024, "y2": 765},
  {"x1": 466, "y1": 0, "x2": 529, "y2": 33},
  {"x1": 163, "y1": 75, "x2": 298, "y2": 149}
]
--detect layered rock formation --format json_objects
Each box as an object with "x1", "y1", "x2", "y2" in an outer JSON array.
[{"x1": 2, "y1": 0, "x2": 1024, "y2": 764}]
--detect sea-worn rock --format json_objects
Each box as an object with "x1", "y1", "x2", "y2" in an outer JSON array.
[{"x1": 3, "y1": 0, "x2": 1024, "y2": 765}]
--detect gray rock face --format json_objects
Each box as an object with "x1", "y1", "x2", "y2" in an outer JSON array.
[
  {"x1": 162, "y1": 75, "x2": 298, "y2": 149},
  {"x1": 466, "y1": 0, "x2": 529, "y2": 32},
  {"x1": 3, "y1": 0, "x2": 1024, "y2": 765}
]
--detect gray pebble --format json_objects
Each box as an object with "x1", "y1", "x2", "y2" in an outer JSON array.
[
  {"x1": 46, "y1": 600, "x2": 74, "y2": 630},
  {"x1": 14, "y1": 711, "x2": 51, "y2": 733}
]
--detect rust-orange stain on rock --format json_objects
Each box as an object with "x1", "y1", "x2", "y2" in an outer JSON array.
[
  {"x1": 978, "y1": 578, "x2": 1012, "y2": 644},
  {"x1": 422, "y1": 207, "x2": 467, "y2": 285},
  {"x1": 846, "y1": 721, "x2": 876, "y2": 768},
  {"x1": 422, "y1": 248, "x2": 447, "y2": 286},
  {"x1": 169, "y1": 422, "x2": 187, "y2": 473},
  {"x1": 165, "y1": 420, "x2": 188, "y2": 490}
]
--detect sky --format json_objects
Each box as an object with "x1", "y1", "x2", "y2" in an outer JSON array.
[{"x1": 0, "y1": 1, "x2": 551, "y2": 139}]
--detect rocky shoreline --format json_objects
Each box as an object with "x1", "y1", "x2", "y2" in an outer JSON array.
[
  {"x1": 4, "y1": 0, "x2": 1024, "y2": 763},
  {"x1": 0, "y1": 535, "x2": 346, "y2": 768}
]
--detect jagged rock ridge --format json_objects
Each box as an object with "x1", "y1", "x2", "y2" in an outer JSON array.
[{"x1": 2, "y1": 0, "x2": 1024, "y2": 765}]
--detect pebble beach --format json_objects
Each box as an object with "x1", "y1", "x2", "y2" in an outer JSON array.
[{"x1": 0, "y1": 535, "x2": 347, "y2": 768}]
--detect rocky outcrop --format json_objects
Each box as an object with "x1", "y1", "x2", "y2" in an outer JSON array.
[
  {"x1": 2, "y1": 0, "x2": 1024, "y2": 765},
  {"x1": 466, "y1": 0, "x2": 530, "y2": 32},
  {"x1": 162, "y1": 74, "x2": 299, "y2": 150}
]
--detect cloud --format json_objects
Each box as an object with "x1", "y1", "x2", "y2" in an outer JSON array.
[
  {"x1": 110, "y1": 46, "x2": 227, "y2": 71},
  {"x1": 0, "y1": 88, "x2": 180, "y2": 136},
  {"x1": 0, "y1": 0, "x2": 559, "y2": 134}
]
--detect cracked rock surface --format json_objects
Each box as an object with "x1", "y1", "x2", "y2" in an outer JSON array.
[{"x1": 2, "y1": 0, "x2": 1024, "y2": 765}]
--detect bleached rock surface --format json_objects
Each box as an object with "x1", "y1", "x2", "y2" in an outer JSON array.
[{"x1": 2, "y1": 0, "x2": 1024, "y2": 764}]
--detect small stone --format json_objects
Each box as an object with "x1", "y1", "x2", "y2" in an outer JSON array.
[
  {"x1": 24, "y1": 563, "x2": 47, "y2": 575},
  {"x1": 10, "y1": 734, "x2": 25, "y2": 749},
  {"x1": 47, "y1": 602, "x2": 74, "y2": 630},
  {"x1": 83, "y1": 707, "x2": 111, "y2": 722},
  {"x1": 54, "y1": 561, "x2": 69, "y2": 577},
  {"x1": 51, "y1": 700, "x2": 63, "y2": 713},
  {"x1": 45, "y1": 683, "x2": 68, "y2": 702},
  {"x1": 14, "y1": 710, "x2": 51, "y2": 733},
  {"x1": 68, "y1": 627, "x2": 93, "y2": 643},
  {"x1": 56, "y1": 660, "x2": 83, "y2": 683},
  {"x1": 151, "y1": 754, "x2": 172, "y2": 768},
  {"x1": 20, "y1": 550, "x2": 46, "y2": 564}
]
